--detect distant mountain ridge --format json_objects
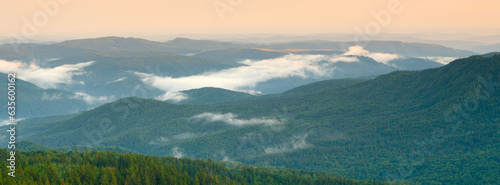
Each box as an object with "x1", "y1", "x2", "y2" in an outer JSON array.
[
  {"x1": 12, "y1": 36, "x2": 475, "y2": 57},
  {"x1": 0, "y1": 36, "x2": 482, "y2": 120},
  {"x1": 0, "y1": 73, "x2": 92, "y2": 122},
  {"x1": 5, "y1": 54, "x2": 499, "y2": 184}
]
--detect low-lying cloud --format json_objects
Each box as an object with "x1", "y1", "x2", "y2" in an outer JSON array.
[
  {"x1": 173, "y1": 132, "x2": 196, "y2": 140},
  {"x1": 155, "y1": 91, "x2": 189, "y2": 102},
  {"x1": 344, "y1": 46, "x2": 400, "y2": 64},
  {"x1": 265, "y1": 133, "x2": 311, "y2": 154},
  {"x1": 71, "y1": 92, "x2": 113, "y2": 105},
  {"x1": 41, "y1": 91, "x2": 112, "y2": 105},
  {"x1": 0, "y1": 120, "x2": 13, "y2": 127},
  {"x1": 0, "y1": 59, "x2": 94, "y2": 89},
  {"x1": 135, "y1": 46, "x2": 404, "y2": 95},
  {"x1": 135, "y1": 54, "x2": 334, "y2": 94},
  {"x1": 192, "y1": 112, "x2": 282, "y2": 126},
  {"x1": 172, "y1": 147, "x2": 184, "y2": 158},
  {"x1": 41, "y1": 92, "x2": 66, "y2": 101},
  {"x1": 107, "y1": 77, "x2": 128, "y2": 84},
  {"x1": 329, "y1": 56, "x2": 359, "y2": 63},
  {"x1": 419, "y1": 57, "x2": 457, "y2": 65},
  {"x1": 0, "y1": 118, "x2": 24, "y2": 126},
  {"x1": 149, "y1": 136, "x2": 169, "y2": 145}
]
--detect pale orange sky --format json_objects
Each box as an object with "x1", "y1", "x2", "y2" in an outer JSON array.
[{"x1": 1, "y1": 0, "x2": 500, "y2": 40}]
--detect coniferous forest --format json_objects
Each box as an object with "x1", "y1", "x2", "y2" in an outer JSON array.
[{"x1": 0, "y1": 149, "x2": 391, "y2": 185}]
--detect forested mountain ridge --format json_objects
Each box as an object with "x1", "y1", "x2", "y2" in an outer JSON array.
[
  {"x1": 0, "y1": 73, "x2": 92, "y2": 121},
  {"x1": 3, "y1": 54, "x2": 499, "y2": 184},
  {"x1": 0, "y1": 149, "x2": 391, "y2": 185},
  {"x1": 0, "y1": 36, "x2": 469, "y2": 112}
]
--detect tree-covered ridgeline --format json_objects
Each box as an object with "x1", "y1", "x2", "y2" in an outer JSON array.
[{"x1": 0, "y1": 149, "x2": 391, "y2": 185}]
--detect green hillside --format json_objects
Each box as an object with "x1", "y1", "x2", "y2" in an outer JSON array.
[
  {"x1": 176, "y1": 87, "x2": 255, "y2": 105},
  {"x1": 194, "y1": 48, "x2": 286, "y2": 63},
  {"x1": 0, "y1": 37, "x2": 476, "y2": 100},
  {"x1": 3, "y1": 54, "x2": 499, "y2": 184},
  {"x1": 387, "y1": 57, "x2": 444, "y2": 70},
  {"x1": 283, "y1": 78, "x2": 368, "y2": 95},
  {"x1": 0, "y1": 73, "x2": 91, "y2": 121},
  {"x1": 0, "y1": 149, "x2": 390, "y2": 185}
]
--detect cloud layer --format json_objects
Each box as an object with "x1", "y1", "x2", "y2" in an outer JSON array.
[
  {"x1": 192, "y1": 112, "x2": 282, "y2": 126},
  {"x1": 420, "y1": 56, "x2": 457, "y2": 64},
  {"x1": 136, "y1": 54, "x2": 334, "y2": 95},
  {"x1": 344, "y1": 46, "x2": 400, "y2": 64},
  {"x1": 0, "y1": 59, "x2": 94, "y2": 89},
  {"x1": 135, "y1": 46, "x2": 406, "y2": 98}
]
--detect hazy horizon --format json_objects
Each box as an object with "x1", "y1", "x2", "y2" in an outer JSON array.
[{"x1": 2, "y1": 0, "x2": 500, "y2": 42}]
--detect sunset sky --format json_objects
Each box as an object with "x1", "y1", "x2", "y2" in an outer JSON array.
[{"x1": 1, "y1": 0, "x2": 500, "y2": 40}]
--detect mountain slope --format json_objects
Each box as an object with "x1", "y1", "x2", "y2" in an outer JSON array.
[
  {"x1": 56, "y1": 36, "x2": 175, "y2": 52},
  {"x1": 194, "y1": 48, "x2": 343, "y2": 63},
  {"x1": 283, "y1": 78, "x2": 368, "y2": 95},
  {"x1": 175, "y1": 87, "x2": 255, "y2": 105},
  {"x1": 0, "y1": 37, "x2": 475, "y2": 101},
  {"x1": 0, "y1": 43, "x2": 244, "y2": 99},
  {"x1": 387, "y1": 57, "x2": 444, "y2": 70},
  {"x1": 0, "y1": 149, "x2": 389, "y2": 185},
  {"x1": 6, "y1": 54, "x2": 500, "y2": 184},
  {"x1": 194, "y1": 48, "x2": 287, "y2": 63},
  {"x1": 468, "y1": 43, "x2": 500, "y2": 54},
  {"x1": 164, "y1": 37, "x2": 253, "y2": 54},
  {"x1": 264, "y1": 40, "x2": 475, "y2": 57},
  {"x1": 0, "y1": 73, "x2": 92, "y2": 121}
]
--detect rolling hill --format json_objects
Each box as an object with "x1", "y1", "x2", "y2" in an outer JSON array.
[
  {"x1": 5, "y1": 54, "x2": 499, "y2": 184},
  {"x1": 0, "y1": 73, "x2": 92, "y2": 122},
  {"x1": 0, "y1": 37, "x2": 473, "y2": 100},
  {"x1": 174, "y1": 87, "x2": 256, "y2": 105},
  {"x1": 0, "y1": 148, "x2": 389, "y2": 185}
]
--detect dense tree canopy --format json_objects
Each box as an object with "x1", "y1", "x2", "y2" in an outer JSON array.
[{"x1": 0, "y1": 149, "x2": 390, "y2": 185}]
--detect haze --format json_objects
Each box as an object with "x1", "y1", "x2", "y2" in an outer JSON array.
[{"x1": 1, "y1": 0, "x2": 500, "y2": 41}]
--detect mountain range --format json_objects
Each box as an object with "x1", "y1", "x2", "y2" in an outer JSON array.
[
  {"x1": 4, "y1": 53, "x2": 499, "y2": 184},
  {"x1": 0, "y1": 37, "x2": 472, "y2": 107},
  {"x1": 0, "y1": 72, "x2": 92, "y2": 122}
]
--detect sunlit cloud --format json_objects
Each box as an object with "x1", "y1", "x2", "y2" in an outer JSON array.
[
  {"x1": 344, "y1": 46, "x2": 400, "y2": 64},
  {"x1": 71, "y1": 92, "x2": 113, "y2": 105},
  {"x1": 155, "y1": 91, "x2": 189, "y2": 102},
  {"x1": 135, "y1": 54, "x2": 339, "y2": 93},
  {"x1": 135, "y1": 46, "x2": 405, "y2": 95},
  {"x1": 0, "y1": 59, "x2": 94, "y2": 89},
  {"x1": 328, "y1": 56, "x2": 359, "y2": 63},
  {"x1": 419, "y1": 56, "x2": 457, "y2": 65}
]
